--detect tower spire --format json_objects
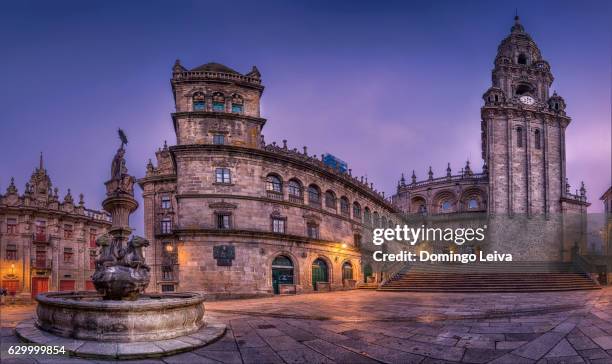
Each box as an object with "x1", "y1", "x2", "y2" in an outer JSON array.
[{"x1": 39, "y1": 152, "x2": 44, "y2": 170}]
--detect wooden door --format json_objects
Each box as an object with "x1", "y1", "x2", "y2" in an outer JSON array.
[
  {"x1": 31, "y1": 277, "x2": 49, "y2": 298},
  {"x1": 59, "y1": 280, "x2": 75, "y2": 291}
]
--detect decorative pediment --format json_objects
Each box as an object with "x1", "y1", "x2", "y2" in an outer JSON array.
[
  {"x1": 302, "y1": 212, "x2": 322, "y2": 222},
  {"x1": 208, "y1": 201, "x2": 237, "y2": 210}
]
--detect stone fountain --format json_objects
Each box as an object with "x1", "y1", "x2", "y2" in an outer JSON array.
[{"x1": 16, "y1": 131, "x2": 226, "y2": 359}]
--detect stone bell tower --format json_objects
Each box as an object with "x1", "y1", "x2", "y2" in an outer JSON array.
[
  {"x1": 170, "y1": 61, "x2": 265, "y2": 148},
  {"x1": 481, "y1": 16, "x2": 570, "y2": 217}
]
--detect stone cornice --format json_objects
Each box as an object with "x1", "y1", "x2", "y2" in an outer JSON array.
[
  {"x1": 170, "y1": 144, "x2": 398, "y2": 213},
  {"x1": 0, "y1": 205, "x2": 111, "y2": 226},
  {"x1": 176, "y1": 193, "x2": 374, "y2": 229},
  {"x1": 137, "y1": 174, "x2": 177, "y2": 189},
  {"x1": 169, "y1": 227, "x2": 361, "y2": 253},
  {"x1": 171, "y1": 112, "x2": 267, "y2": 134}
]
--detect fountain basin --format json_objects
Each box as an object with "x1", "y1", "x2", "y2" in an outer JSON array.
[{"x1": 35, "y1": 291, "x2": 205, "y2": 342}]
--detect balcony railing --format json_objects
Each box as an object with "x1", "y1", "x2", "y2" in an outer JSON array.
[
  {"x1": 266, "y1": 190, "x2": 284, "y2": 201},
  {"x1": 33, "y1": 233, "x2": 49, "y2": 243},
  {"x1": 31, "y1": 258, "x2": 52, "y2": 269},
  {"x1": 308, "y1": 199, "x2": 322, "y2": 209},
  {"x1": 289, "y1": 195, "x2": 303, "y2": 204}
]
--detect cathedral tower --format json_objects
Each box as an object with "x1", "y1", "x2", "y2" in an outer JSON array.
[{"x1": 481, "y1": 16, "x2": 570, "y2": 217}]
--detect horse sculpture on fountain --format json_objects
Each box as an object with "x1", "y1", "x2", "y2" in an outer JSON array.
[{"x1": 93, "y1": 233, "x2": 151, "y2": 300}]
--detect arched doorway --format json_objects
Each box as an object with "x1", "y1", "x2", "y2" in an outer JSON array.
[
  {"x1": 272, "y1": 255, "x2": 294, "y2": 294},
  {"x1": 363, "y1": 264, "x2": 373, "y2": 283},
  {"x1": 342, "y1": 261, "x2": 353, "y2": 281},
  {"x1": 311, "y1": 258, "x2": 328, "y2": 291}
]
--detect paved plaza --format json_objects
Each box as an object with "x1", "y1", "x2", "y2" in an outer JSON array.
[{"x1": 1, "y1": 288, "x2": 612, "y2": 363}]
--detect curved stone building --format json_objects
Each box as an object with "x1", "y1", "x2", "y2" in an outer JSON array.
[{"x1": 138, "y1": 62, "x2": 398, "y2": 297}]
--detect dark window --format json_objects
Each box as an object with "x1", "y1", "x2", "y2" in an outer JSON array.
[
  {"x1": 353, "y1": 202, "x2": 361, "y2": 220},
  {"x1": 231, "y1": 94, "x2": 244, "y2": 114},
  {"x1": 307, "y1": 223, "x2": 319, "y2": 239},
  {"x1": 213, "y1": 134, "x2": 225, "y2": 145},
  {"x1": 217, "y1": 214, "x2": 231, "y2": 229},
  {"x1": 271, "y1": 217, "x2": 286, "y2": 233},
  {"x1": 215, "y1": 168, "x2": 231, "y2": 184},
  {"x1": 516, "y1": 84, "x2": 531, "y2": 96},
  {"x1": 63, "y1": 248, "x2": 74, "y2": 263},
  {"x1": 161, "y1": 284, "x2": 175, "y2": 292},
  {"x1": 6, "y1": 244, "x2": 17, "y2": 260},
  {"x1": 89, "y1": 229, "x2": 97, "y2": 248},
  {"x1": 468, "y1": 199, "x2": 479, "y2": 209},
  {"x1": 266, "y1": 175, "x2": 282, "y2": 193},
  {"x1": 162, "y1": 266, "x2": 174, "y2": 281},
  {"x1": 419, "y1": 204, "x2": 427, "y2": 215},
  {"x1": 534, "y1": 129, "x2": 541, "y2": 149},
  {"x1": 340, "y1": 197, "x2": 350, "y2": 217},
  {"x1": 325, "y1": 191, "x2": 336, "y2": 210},
  {"x1": 308, "y1": 185, "x2": 321, "y2": 207},
  {"x1": 517, "y1": 127, "x2": 523, "y2": 148},
  {"x1": 518, "y1": 54, "x2": 527, "y2": 65},
  {"x1": 353, "y1": 234, "x2": 362, "y2": 248},
  {"x1": 192, "y1": 92, "x2": 205, "y2": 111},
  {"x1": 161, "y1": 195, "x2": 171, "y2": 209},
  {"x1": 364, "y1": 208, "x2": 371, "y2": 226},
  {"x1": 373, "y1": 212, "x2": 380, "y2": 228},
  {"x1": 212, "y1": 92, "x2": 225, "y2": 112},
  {"x1": 160, "y1": 219, "x2": 172, "y2": 234},
  {"x1": 494, "y1": 95, "x2": 499, "y2": 102},
  {"x1": 288, "y1": 180, "x2": 302, "y2": 203},
  {"x1": 63, "y1": 224, "x2": 73, "y2": 239},
  {"x1": 6, "y1": 218, "x2": 17, "y2": 234}
]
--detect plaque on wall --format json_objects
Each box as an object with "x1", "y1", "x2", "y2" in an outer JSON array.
[{"x1": 213, "y1": 245, "x2": 235, "y2": 266}]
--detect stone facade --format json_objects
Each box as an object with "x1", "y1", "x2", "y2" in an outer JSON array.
[
  {"x1": 139, "y1": 63, "x2": 397, "y2": 297},
  {"x1": 391, "y1": 17, "x2": 589, "y2": 261},
  {"x1": 0, "y1": 156, "x2": 110, "y2": 300}
]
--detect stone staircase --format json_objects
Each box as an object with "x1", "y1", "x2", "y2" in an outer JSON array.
[{"x1": 379, "y1": 261, "x2": 601, "y2": 292}]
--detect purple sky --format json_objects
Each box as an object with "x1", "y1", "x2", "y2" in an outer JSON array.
[{"x1": 1, "y1": 0, "x2": 610, "y2": 234}]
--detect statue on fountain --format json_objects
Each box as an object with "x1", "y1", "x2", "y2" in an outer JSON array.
[{"x1": 94, "y1": 129, "x2": 150, "y2": 300}]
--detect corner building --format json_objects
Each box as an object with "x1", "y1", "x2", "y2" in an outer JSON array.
[{"x1": 139, "y1": 62, "x2": 398, "y2": 297}]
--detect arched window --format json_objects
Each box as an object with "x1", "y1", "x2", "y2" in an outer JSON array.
[
  {"x1": 212, "y1": 92, "x2": 225, "y2": 112},
  {"x1": 266, "y1": 174, "x2": 283, "y2": 200},
  {"x1": 231, "y1": 94, "x2": 244, "y2": 114},
  {"x1": 353, "y1": 202, "x2": 361, "y2": 221},
  {"x1": 419, "y1": 204, "x2": 427, "y2": 215},
  {"x1": 516, "y1": 84, "x2": 531, "y2": 96},
  {"x1": 342, "y1": 262, "x2": 353, "y2": 280},
  {"x1": 363, "y1": 207, "x2": 371, "y2": 226},
  {"x1": 381, "y1": 216, "x2": 387, "y2": 228},
  {"x1": 288, "y1": 179, "x2": 302, "y2": 203},
  {"x1": 373, "y1": 212, "x2": 380, "y2": 228},
  {"x1": 517, "y1": 127, "x2": 523, "y2": 148},
  {"x1": 266, "y1": 175, "x2": 282, "y2": 192},
  {"x1": 518, "y1": 53, "x2": 527, "y2": 65},
  {"x1": 192, "y1": 92, "x2": 205, "y2": 111},
  {"x1": 339, "y1": 197, "x2": 350, "y2": 217},
  {"x1": 308, "y1": 185, "x2": 321, "y2": 207},
  {"x1": 534, "y1": 129, "x2": 541, "y2": 149},
  {"x1": 467, "y1": 199, "x2": 479, "y2": 209},
  {"x1": 324, "y1": 190, "x2": 336, "y2": 210},
  {"x1": 440, "y1": 200, "x2": 453, "y2": 213}
]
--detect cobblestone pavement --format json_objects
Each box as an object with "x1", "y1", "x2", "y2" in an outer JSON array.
[{"x1": 1, "y1": 288, "x2": 611, "y2": 363}]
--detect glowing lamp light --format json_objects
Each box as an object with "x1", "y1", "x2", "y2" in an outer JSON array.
[
  {"x1": 165, "y1": 244, "x2": 174, "y2": 252},
  {"x1": 341, "y1": 243, "x2": 347, "y2": 249}
]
